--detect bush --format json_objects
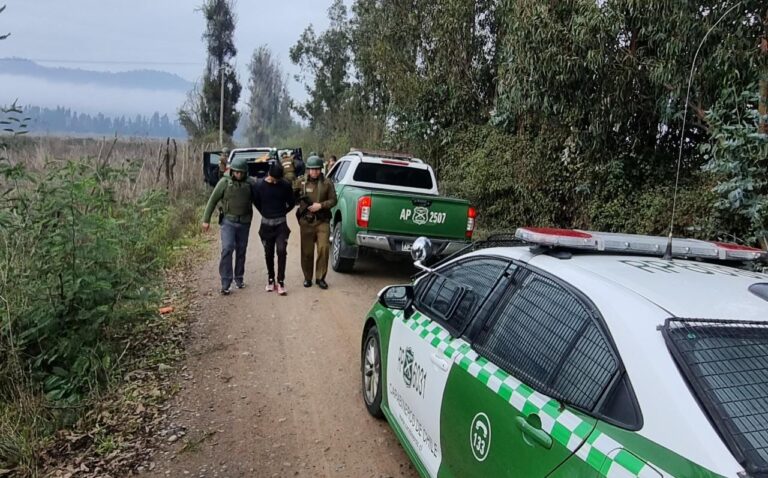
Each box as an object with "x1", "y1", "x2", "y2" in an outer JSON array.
[
  {"x1": 702, "y1": 87, "x2": 768, "y2": 244},
  {"x1": 441, "y1": 125, "x2": 589, "y2": 231},
  {"x1": 0, "y1": 159, "x2": 174, "y2": 403},
  {"x1": 440, "y1": 124, "x2": 720, "y2": 238}
]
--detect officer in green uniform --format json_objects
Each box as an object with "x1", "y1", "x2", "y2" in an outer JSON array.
[
  {"x1": 295, "y1": 155, "x2": 337, "y2": 289},
  {"x1": 217, "y1": 146, "x2": 230, "y2": 177},
  {"x1": 280, "y1": 151, "x2": 296, "y2": 183},
  {"x1": 202, "y1": 157, "x2": 254, "y2": 295}
]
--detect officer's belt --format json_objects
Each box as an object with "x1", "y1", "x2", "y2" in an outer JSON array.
[
  {"x1": 300, "y1": 213, "x2": 331, "y2": 224},
  {"x1": 261, "y1": 216, "x2": 287, "y2": 226},
  {"x1": 223, "y1": 213, "x2": 252, "y2": 224}
]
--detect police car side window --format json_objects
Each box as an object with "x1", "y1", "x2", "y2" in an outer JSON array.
[
  {"x1": 337, "y1": 161, "x2": 350, "y2": 180},
  {"x1": 330, "y1": 161, "x2": 350, "y2": 182},
  {"x1": 415, "y1": 257, "x2": 511, "y2": 336},
  {"x1": 476, "y1": 271, "x2": 619, "y2": 414},
  {"x1": 327, "y1": 164, "x2": 338, "y2": 181}
]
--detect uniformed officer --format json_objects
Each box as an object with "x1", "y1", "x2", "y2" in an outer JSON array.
[
  {"x1": 326, "y1": 154, "x2": 337, "y2": 174},
  {"x1": 280, "y1": 150, "x2": 296, "y2": 183},
  {"x1": 293, "y1": 150, "x2": 305, "y2": 178},
  {"x1": 295, "y1": 155, "x2": 337, "y2": 289},
  {"x1": 217, "y1": 146, "x2": 230, "y2": 178},
  {"x1": 202, "y1": 157, "x2": 254, "y2": 295}
]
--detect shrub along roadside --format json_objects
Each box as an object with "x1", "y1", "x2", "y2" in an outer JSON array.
[
  {"x1": 439, "y1": 124, "x2": 728, "y2": 241},
  {"x1": 0, "y1": 156, "x2": 206, "y2": 475}
]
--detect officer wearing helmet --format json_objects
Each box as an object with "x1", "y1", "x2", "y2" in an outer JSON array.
[
  {"x1": 295, "y1": 155, "x2": 337, "y2": 289},
  {"x1": 202, "y1": 156, "x2": 255, "y2": 295}
]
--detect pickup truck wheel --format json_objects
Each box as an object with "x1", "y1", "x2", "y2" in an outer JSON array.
[
  {"x1": 331, "y1": 222, "x2": 355, "y2": 273},
  {"x1": 362, "y1": 326, "x2": 384, "y2": 418}
]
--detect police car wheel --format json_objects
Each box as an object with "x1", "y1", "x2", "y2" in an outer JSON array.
[
  {"x1": 362, "y1": 326, "x2": 384, "y2": 418},
  {"x1": 331, "y1": 222, "x2": 355, "y2": 273}
]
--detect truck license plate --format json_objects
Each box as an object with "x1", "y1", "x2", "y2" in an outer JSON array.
[{"x1": 401, "y1": 242, "x2": 413, "y2": 252}]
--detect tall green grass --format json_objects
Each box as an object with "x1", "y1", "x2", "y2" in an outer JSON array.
[{"x1": 0, "y1": 136, "x2": 207, "y2": 474}]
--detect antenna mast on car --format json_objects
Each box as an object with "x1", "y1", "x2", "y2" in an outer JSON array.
[{"x1": 665, "y1": 2, "x2": 742, "y2": 260}]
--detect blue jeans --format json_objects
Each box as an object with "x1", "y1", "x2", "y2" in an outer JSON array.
[{"x1": 219, "y1": 219, "x2": 251, "y2": 288}]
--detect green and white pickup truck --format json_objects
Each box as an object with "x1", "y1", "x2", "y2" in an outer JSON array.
[{"x1": 327, "y1": 149, "x2": 476, "y2": 273}]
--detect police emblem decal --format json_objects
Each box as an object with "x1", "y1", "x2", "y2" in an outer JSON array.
[
  {"x1": 412, "y1": 207, "x2": 428, "y2": 225},
  {"x1": 402, "y1": 347, "x2": 414, "y2": 387}
]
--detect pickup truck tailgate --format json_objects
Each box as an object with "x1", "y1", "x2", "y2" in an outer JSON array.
[{"x1": 367, "y1": 191, "x2": 470, "y2": 240}]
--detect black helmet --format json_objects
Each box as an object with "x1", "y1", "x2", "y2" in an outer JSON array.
[{"x1": 269, "y1": 163, "x2": 284, "y2": 179}]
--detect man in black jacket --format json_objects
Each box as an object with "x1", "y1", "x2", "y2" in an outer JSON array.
[{"x1": 251, "y1": 163, "x2": 296, "y2": 295}]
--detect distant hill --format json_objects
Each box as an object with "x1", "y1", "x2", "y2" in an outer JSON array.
[{"x1": 0, "y1": 58, "x2": 193, "y2": 91}]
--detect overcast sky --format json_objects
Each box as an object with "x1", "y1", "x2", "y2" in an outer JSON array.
[{"x1": 0, "y1": 0, "x2": 338, "y2": 115}]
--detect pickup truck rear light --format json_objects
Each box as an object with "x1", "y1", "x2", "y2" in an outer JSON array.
[
  {"x1": 357, "y1": 196, "x2": 372, "y2": 228},
  {"x1": 466, "y1": 207, "x2": 477, "y2": 238}
]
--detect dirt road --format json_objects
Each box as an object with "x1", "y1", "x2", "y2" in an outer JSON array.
[{"x1": 146, "y1": 215, "x2": 419, "y2": 478}]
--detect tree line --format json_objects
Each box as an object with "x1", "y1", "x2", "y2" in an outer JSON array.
[
  {"x1": 20, "y1": 105, "x2": 187, "y2": 137},
  {"x1": 176, "y1": 0, "x2": 766, "y2": 245},
  {"x1": 288, "y1": 0, "x2": 768, "y2": 245}
]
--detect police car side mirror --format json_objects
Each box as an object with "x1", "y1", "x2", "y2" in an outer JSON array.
[
  {"x1": 378, "y1": 285, "x2": 414, "y2": 317},
  {"x1": 411, "y1": 236, "x2": 434, "y2": 272}
]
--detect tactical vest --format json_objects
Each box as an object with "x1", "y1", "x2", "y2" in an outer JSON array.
[
  {"x1": 281, "y1": 158, "x2": 296, "y2": 182},
  {"x1": 221, "y1": 176, "x2": 253, "y2": 223}
]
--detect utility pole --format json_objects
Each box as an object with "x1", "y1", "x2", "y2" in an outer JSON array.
[
  {"x1": 219, "y1": 64, "x2": 225, "y2": 146},
  {"x1": 760, "y1": 8, "x2": 767, "y2": 134}
]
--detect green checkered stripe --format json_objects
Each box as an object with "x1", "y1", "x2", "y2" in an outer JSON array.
[
  {"x1": 405, "y1": 312, "x2": 472, "y2": 359},
  {"x1": 402, "y1": 312, "x2": 670, "y2": 478}
]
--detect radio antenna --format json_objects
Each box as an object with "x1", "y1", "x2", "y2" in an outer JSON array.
[{"x1": 665, "y1": 2, "x2": 742, "y2": 260}]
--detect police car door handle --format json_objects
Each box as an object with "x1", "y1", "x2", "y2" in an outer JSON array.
[
  {"x1": 430, "y1": 353, "x2": 449, "y2": 372},
  {"x1": 515, "y1": 416, "x2": 553, "y2": 449}
]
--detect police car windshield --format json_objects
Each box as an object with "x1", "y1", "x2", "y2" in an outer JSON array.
[
  {"x1": 663, "y1": 319, "x2": 768, "y2": 474},
  {"x1": 353, "y1": 163, "x2": 432, "y2": 189}
]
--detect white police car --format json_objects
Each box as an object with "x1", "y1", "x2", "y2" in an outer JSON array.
[{"x1": 361, "y1": 227, "x2": 768, "y2": 477}]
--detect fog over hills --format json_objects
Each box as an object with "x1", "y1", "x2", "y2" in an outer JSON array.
[
  {"x1": 0, "y1": 58, "x2": 191, "y2": 117},
  {"x1": 1, "y1": 58, "x2": 193, "y2": 90}
]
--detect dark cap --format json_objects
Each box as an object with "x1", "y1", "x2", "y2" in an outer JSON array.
[{"x1": 268, "y1": 162, "x2": 284, "y2": 179}]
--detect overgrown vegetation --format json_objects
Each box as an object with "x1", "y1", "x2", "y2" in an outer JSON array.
[
  {"x1": 291, "y1": 0, "x2": 768, "y2": 245},
  {"x1": 0, "y1": 131, "x2": 207, "y2": 475}
]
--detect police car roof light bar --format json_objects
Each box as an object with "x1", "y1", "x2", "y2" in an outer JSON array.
[
  {"x1": 515, "y1": 227, "x2": 597, "y2": 250},
  {"x1": 349, "y1": 148, "x2": 424, "y2": 163},
  {"x1": 350, "y1": 147, "x2": 413, "y2": 159},
  {"x1": 514, "y1": 227, "x2": 767, "y2": 262}
]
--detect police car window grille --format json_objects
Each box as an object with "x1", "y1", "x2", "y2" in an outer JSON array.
[
  {"x1": 417, "y1": 259, "x2": 509, "y2": 333},
  {"x1": 476, "y1": 234, "x2": 525, "y2": 250},
  {"x1": 433, "y1": 278, "x2": 458, "y2": 316},
  {"x1": 664, "y1": 319, "x2": 768, "y2": 474},
  {"x1": 478, "y1": 273, "x2": 617, "y2": 410},
  {"x1": 552, "y1": 324, "x2": 617, "y2": 410},
  {"x1": 448, "y1": 260, "x2": 509, "y2": 332},
  {"x1": 427, "y1": 235, "x2": 524, "y2": 271}
]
